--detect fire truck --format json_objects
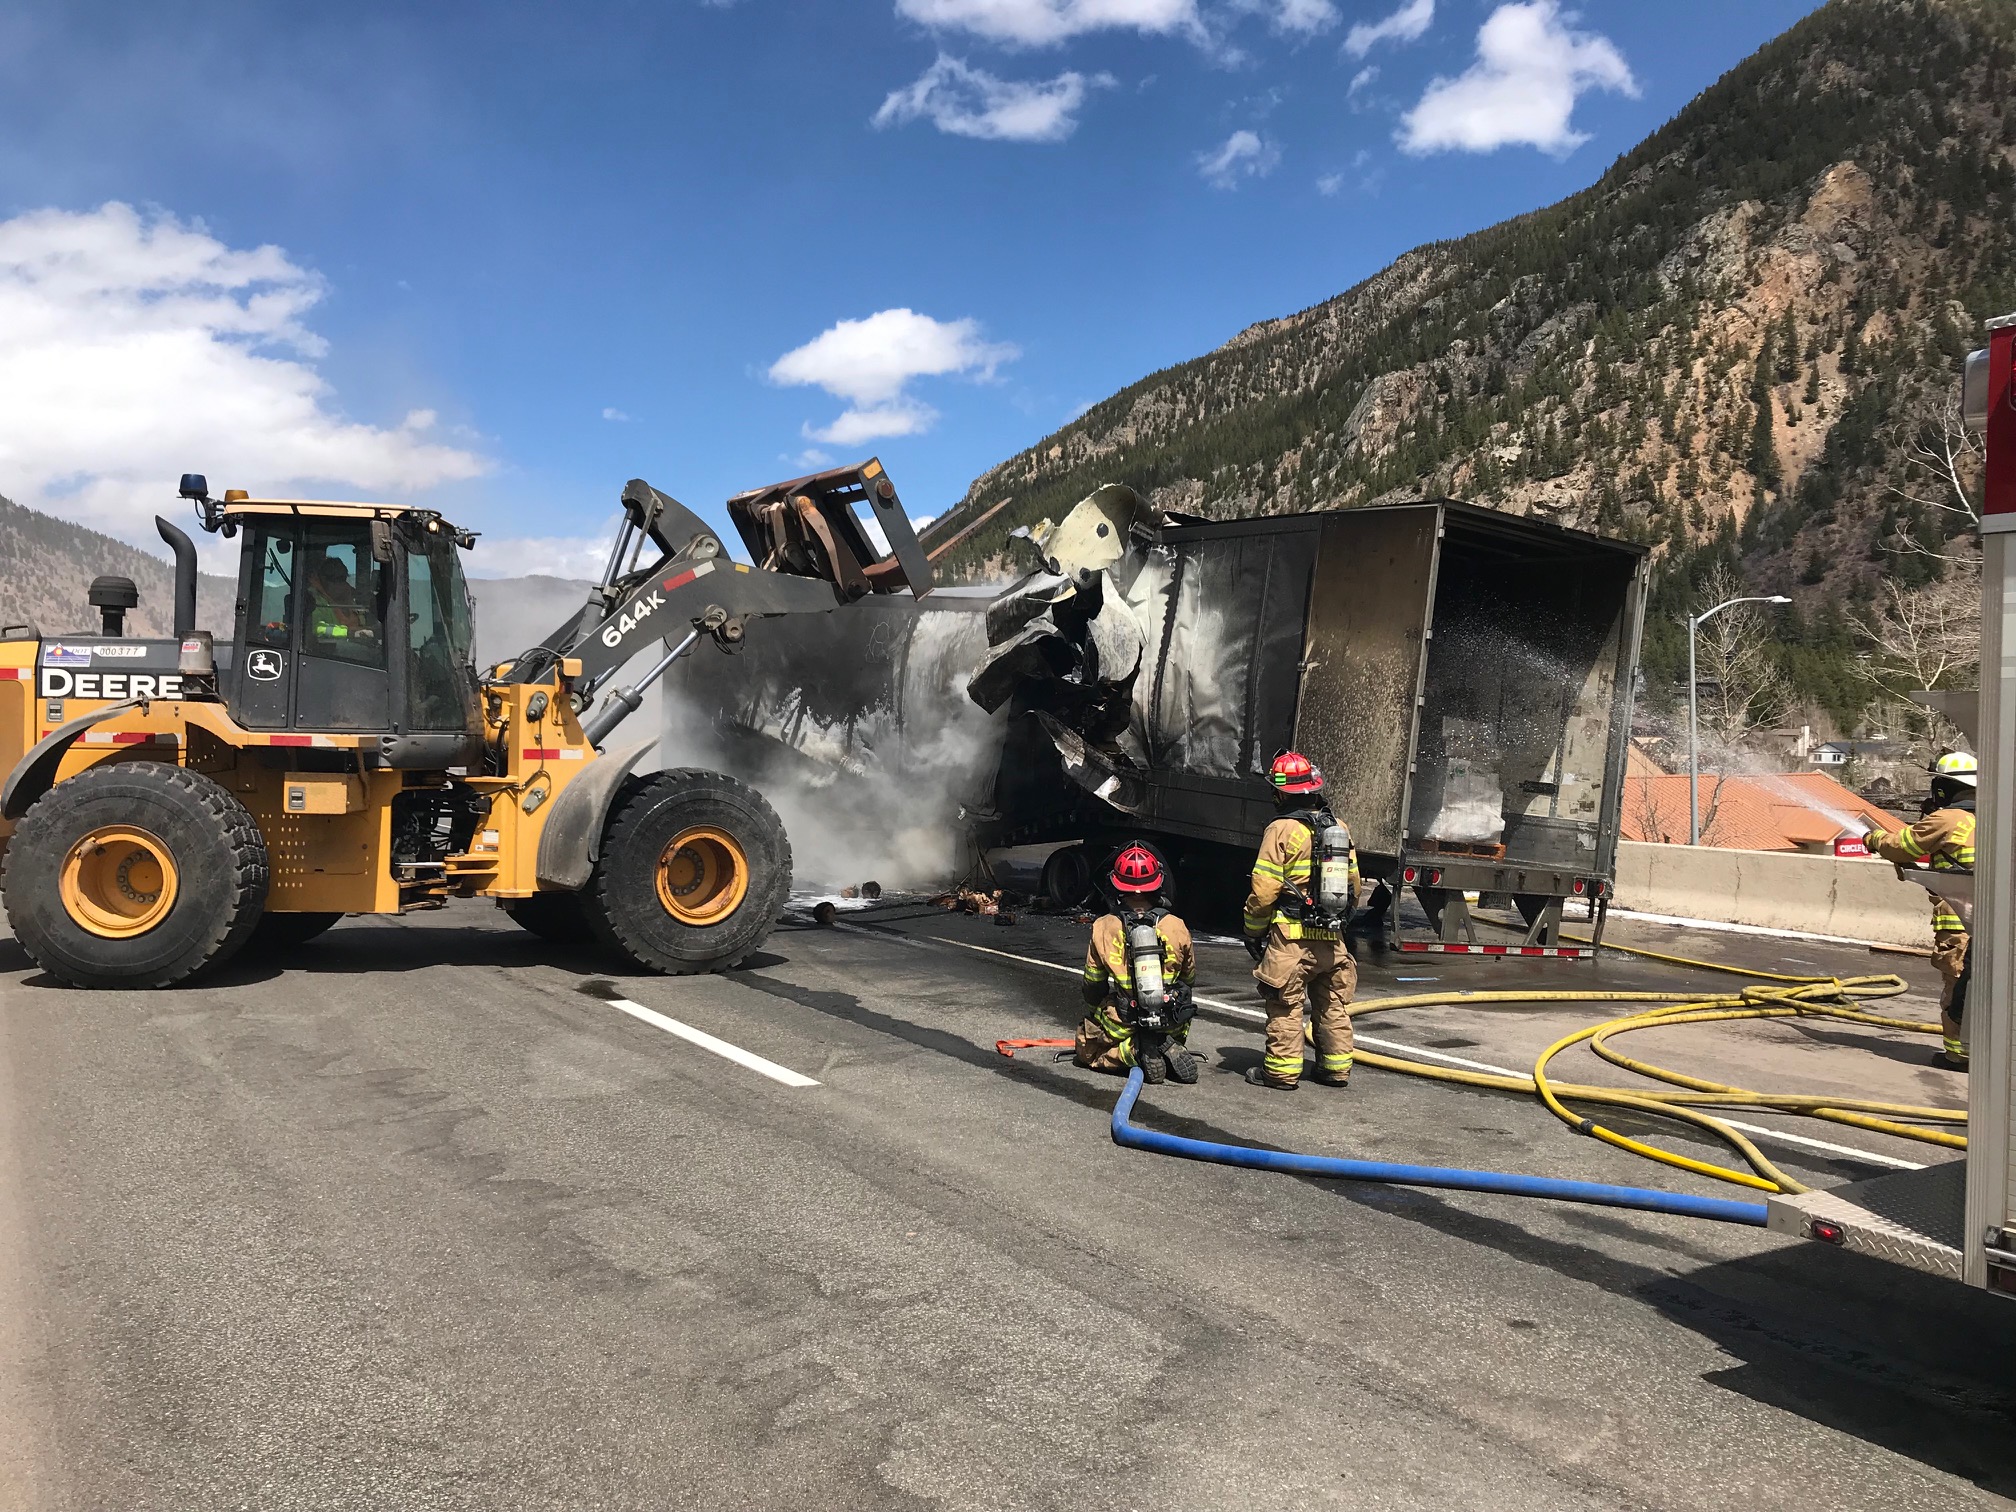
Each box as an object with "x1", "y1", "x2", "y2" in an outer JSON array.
[{"x1": 1765, "y1": 322, "x2": 2015, "y2": 1293}]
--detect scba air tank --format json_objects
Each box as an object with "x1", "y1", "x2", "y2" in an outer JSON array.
[
  {"x1": 1315, "y1": 820, "x2": 1354, "y2": 918},
  {"x1": 1126, "y1": 918, "x2": 1166, "y2": 1028}
]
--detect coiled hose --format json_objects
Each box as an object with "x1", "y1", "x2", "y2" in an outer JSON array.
[{"x1": 1332, "y1": 936, "x2": 1965, "y2": 1196}]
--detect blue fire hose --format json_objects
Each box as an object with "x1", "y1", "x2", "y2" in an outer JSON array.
[{"x1": 1110, "y1": 1068, "x2": 1769, "y2": 1226}]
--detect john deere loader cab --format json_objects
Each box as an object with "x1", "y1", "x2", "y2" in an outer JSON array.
[{"x1": 211, "y1": 481, "x2": 483, "y2": 764}]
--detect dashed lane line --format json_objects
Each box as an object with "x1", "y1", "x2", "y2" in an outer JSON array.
[
  {"x1": 886, "y1": 929, "x2": 1926, "y2": 1173},
  {"x1": 604, "y1": 997, "x2": 820, "y2": 1088}
]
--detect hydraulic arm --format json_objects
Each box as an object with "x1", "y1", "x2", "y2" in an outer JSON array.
[{"x1": 503, "y1": 461, "x2": 932, "y2": 745}]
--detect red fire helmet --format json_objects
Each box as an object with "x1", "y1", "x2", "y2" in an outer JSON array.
[
  {"x1": 1108, "y1": 842, "x2": 1166, "y2": 894},
  {"x1": 1268, "y1": 750, "x2": 1324, "y2": 795}
]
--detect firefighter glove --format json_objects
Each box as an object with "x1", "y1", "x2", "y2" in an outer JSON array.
[{"x1": 1244, "y1": 934, "x2": 1266, "y2": 962}]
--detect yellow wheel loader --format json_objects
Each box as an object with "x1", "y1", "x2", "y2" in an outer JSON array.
[{"x1": 0, "y1": 460, "x2": 933, "y2": 988}]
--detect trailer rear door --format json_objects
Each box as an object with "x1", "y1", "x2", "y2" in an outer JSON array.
[{"x1": 1293, "y1": 509, "x2": 1440, "y2": 858}]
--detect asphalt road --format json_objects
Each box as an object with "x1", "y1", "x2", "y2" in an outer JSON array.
[{"x1": 2, "y1": 896, "x2": 2011, "y2": 1511}]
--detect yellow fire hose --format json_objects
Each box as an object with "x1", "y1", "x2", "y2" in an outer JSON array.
[{"x1": 1313, "y1": 935, "x2": 1966, "y2": 1195}]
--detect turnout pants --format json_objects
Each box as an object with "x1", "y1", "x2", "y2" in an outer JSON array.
[
  {"x1": 1934, "y1": 929, "x2": 1970, "y2": 1061},
  {"x1": 1076, "y1": 1004, "x2": 1188, "y2": 1073},
  {"x1": 1254, "y1": 927, "x2": 1355, "y2": 1085}
]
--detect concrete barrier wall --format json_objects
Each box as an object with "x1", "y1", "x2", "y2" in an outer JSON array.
[{"x1": 1613, "y1": 840, "x2": 1936, "y2": 949}]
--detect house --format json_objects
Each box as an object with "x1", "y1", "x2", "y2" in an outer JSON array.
[
  {"x1": 1811, "y1": 738, "x2": 1903, "y2": 769},
  {"x1": 1621, "y1": 771, "x2": 1904, "y2": 852}
]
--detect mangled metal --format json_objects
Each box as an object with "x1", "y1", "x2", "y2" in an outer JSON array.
[{"x1": 677, "y1": 482, "x2": 1648, "y2": 944}]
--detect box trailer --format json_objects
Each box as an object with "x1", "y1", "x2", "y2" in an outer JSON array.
[{"x1": 975, "y1": 500, "x2": 1649, "y2": 952}]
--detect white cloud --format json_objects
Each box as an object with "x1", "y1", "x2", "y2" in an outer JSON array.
[
  {"x1": 806, "y1": 400, "x2": 940, "y2": 446},
  {"x1": 464, "y1": 535, "x2": 617, "y2": 581},
  {"x1": 873, "y1": 55, "x2": 1112, "y2": 142},
  {"x1": 0, "y1": 202, "x2": 485, "y2": 547},
  {"x1": 1197, "y1": 129, "x2": 1279, "y2": 188},
  {"x1": 895, "y1": 0, "x2": 1202, "y2": 47},
  {"x1": 1344, "y1": 0, "x2": 1433, "y2": 56},
  {"x1": 768, "y1": 307, "x2": 1018, "y2": 445},
  {"x1": 602, "y1": 406, "x2": 631, "y2": 421},
  {"x1": 1257, "y1": 0, "x2": 1337, "y2": 35},
  {"x1": 1347, "y1": 63, "x2": 1378, "y2": 96},
  {"x1": 1316, "y1": 171, "x2": 1343, "y2": 195},
  {"x1": 1398, "y1": 1, "x2": 1636, "y2": 156}
]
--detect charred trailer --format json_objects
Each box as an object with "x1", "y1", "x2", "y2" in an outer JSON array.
[{"x1": 986, "y1": 500, "x2": 1648, "y2": 951}]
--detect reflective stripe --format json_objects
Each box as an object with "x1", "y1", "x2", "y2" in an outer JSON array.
[
  {"x1": 1262, "y1": 1053, "x2": 1303, "y2": 1076},
  {"x1": 1319, "y1": 1053, "x2": 1353, "y2": 1071}
]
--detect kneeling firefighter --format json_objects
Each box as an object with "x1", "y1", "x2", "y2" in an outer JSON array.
[
  {"x1": 1077, "y1": 842, "x2": 1199, "y2": 1085},
  {"x1": 1242, "y1": 751, "x2": 1360, "y2": 1092},
  {"x1": 1865, "y1": 750, "x2": 1977, "y2": 1070}
]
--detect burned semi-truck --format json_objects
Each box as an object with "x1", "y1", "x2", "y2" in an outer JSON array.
[
  {"x1": 968, "y1": 494, "x2": 1649, "y2": 951},
  {"x1": 678, "y1": 487, "x2": 1647, "y2": 949}
]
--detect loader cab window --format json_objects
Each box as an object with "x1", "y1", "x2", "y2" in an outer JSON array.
[
  {"x1": 405, "y1": 539, "x2": 477, "y2": 731},
  {"x1": 248, "y1": 526, "x2": 297, "y2": 648},
  {"x1": 301, "y1": 524, "x2": 388, "y2": 669}
]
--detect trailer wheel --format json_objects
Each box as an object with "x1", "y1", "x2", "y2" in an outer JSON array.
[
  {"x1": 2, "y1": 761, "x2": 270, "y2": 988},
  {"x1": 584, "y1": 768, "x2": 791, "y2": 974},
  {"x1": 1040, "y1": 844, "x2": 1093, "y2": 909},
  {"x1": 245, "y1": 912, "x2": 344, "y2": 952},
  {"x1": 503, "y1": 891, "x2": 592, "y2": 946}
]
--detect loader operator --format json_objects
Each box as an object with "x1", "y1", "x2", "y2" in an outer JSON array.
[
  {"x1": 1077, "y1": 842, "x2": 1199, "y2": 1086},
  {"x1": 309, "y1": 555, "x2": 374, "y2": 649},
  {"x1": 1242, "y1": 751, "x2": 1360, "y2": 1092},
  {"x1": 1864, "y1": 751, "x2": 1977, "y2": 1071}
]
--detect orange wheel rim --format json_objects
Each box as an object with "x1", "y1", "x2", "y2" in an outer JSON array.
[
  {"x1": 654, "y1": 827, "x2": 749, "y2": 925},
  {"x1": 60, "y1": 825, "x2": 179, "y2": 939}
]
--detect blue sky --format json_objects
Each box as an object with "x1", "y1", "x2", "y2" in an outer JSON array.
[{"x1": 0, "y1": 0, "x2": 1820, "y2": 575}]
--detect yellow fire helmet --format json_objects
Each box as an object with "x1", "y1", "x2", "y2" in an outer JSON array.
[{"x1": 1932, "y1": 750, "x2": 1979, "y2": 786}]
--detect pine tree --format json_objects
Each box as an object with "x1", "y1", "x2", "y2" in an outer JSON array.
[{"x1": 1748, "y1": 344, "x2": 1781, "y2": 489}]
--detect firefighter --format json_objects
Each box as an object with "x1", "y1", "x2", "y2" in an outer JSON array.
[
  {"x1": 1077, "y1": 841, "x2": 1199, "y2": 1085},
  {"x1": 1864, "y1": 751, "x2": 1977, "y2": 1070},
  {"x1": 1242, "y1": 751, "x2": 1360, "y2": 1091}
]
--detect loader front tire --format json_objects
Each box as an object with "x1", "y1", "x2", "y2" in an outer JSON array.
[
  {"x1": 2, "y1": 761, "x2": 270, "y2": 989},
  {"x1": 584, "y1": 768, "x2": 790, "y2": 974}
]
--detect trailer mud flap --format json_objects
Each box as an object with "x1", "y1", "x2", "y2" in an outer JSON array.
[{"x1": 534, "y1": 738, "x2": 659, "y2": 891}]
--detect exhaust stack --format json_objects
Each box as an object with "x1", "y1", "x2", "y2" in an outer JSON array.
[{"x1": 155, "y1": 516, "x2": 199, "y2": 637}]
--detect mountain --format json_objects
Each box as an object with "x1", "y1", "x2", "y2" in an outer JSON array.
[
  {"x1": 0, "y1": 494, "x2": 235, "y2": 638},
  {"x1": 924, "y1": 0, "x2": 2015, "y2": 734}
]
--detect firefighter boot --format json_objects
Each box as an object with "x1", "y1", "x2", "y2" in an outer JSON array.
[
  {"x1": 1164, "y1": 1044, "x2": 1199, "y2": 1084},
  {"x1": 1245, "y1": 1066, "x2": 1297, "y2": 1091}
]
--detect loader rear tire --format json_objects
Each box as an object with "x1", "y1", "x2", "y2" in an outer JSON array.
[
  {"x1": 584, "y1": 768, "x2": 790, "y2": 975},
  {"x1": 2, "y1": 761, "x2": 270, "y2": 989},
  {"x1": 503, "y1": 891, "x2": 592, "y2": 947}
]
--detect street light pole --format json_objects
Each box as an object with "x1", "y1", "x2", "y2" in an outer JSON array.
[{"x1": 1686, "y1": 594, "x2": 1792, "y2": 844}]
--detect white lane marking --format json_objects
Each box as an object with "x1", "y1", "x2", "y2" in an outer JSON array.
[
  {"x1": 917, "y1": 933, "x2": 1925, "y2": 1171},
  {"x1": 604, "y1": 998, "x2": 820, "y2": 1088}
]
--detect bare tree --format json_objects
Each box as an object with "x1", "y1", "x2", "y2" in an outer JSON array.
[
  {"x1": 1693, "y1": 564, "x2": 1791, "y2": 749},
  {"x1": 1885, "y1": 391, "x2": 1982, "y2": 563},
  {"x1": 1849, "y1": 550, "x2": 1981, "y2": 748}
]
